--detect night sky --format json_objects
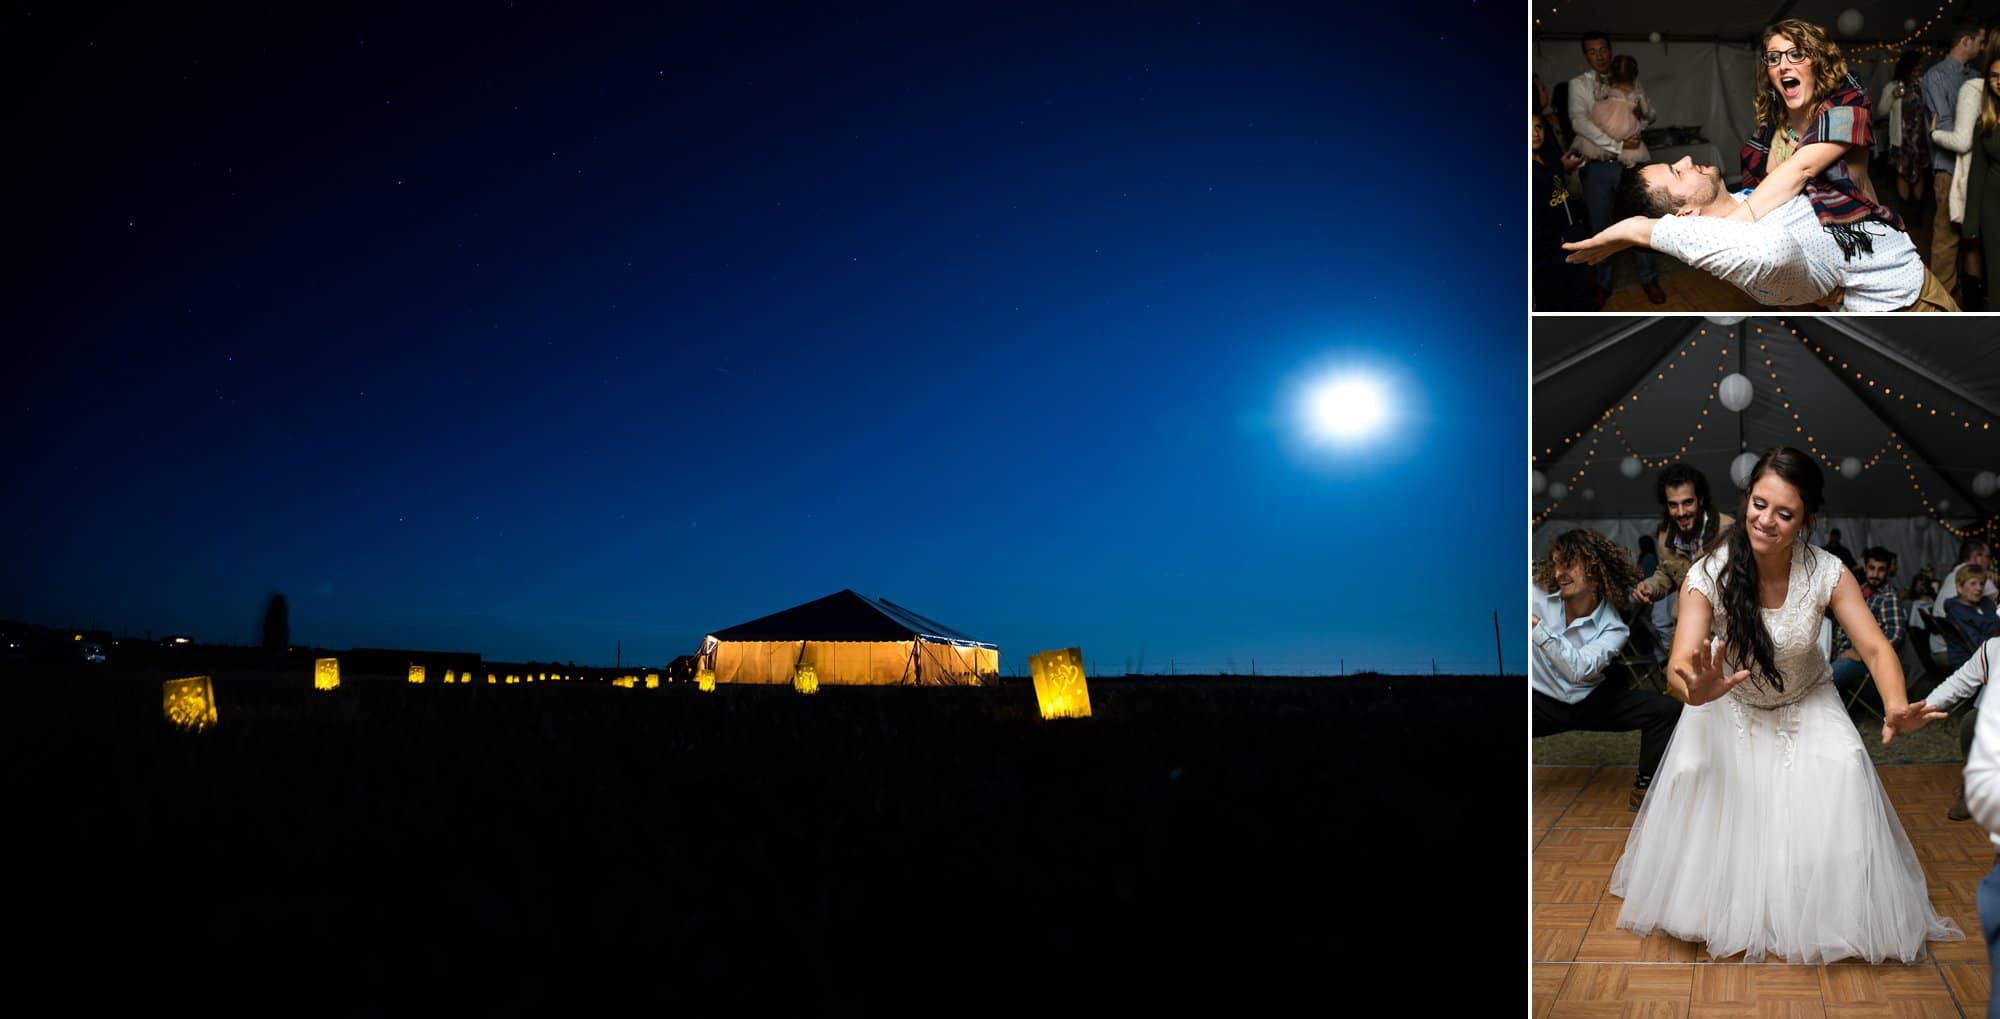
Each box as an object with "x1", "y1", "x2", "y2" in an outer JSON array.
[{"x1": 7, "y1": 2, "x2": 1524, "y2": 673}]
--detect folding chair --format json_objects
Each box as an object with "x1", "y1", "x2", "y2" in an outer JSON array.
[{"x1": 1618, "y1": 605, "x2": 1671, "y2": 696}]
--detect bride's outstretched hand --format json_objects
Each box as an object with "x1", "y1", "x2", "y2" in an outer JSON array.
[
  {"x1": 1673, "y1": 638, "x2": 1751, "y2": 706},
  {"x1": 1881, "y1": 700, "x2": 1948, "y2": 745}
]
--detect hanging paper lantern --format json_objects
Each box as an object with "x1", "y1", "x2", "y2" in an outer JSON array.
[
  {"x1": 1836, "y1": 9, "x2": 1862, "y2": 35},
  {"x1": 1547, "y1": 481, "x2": 1569, "y2": 500},
  {"x1": 408, "y1": 664, "x2": 425, "y2": 685},
  {"x1": 1029, "y1": 646, "x2": 1092, "y2": 720},
  {"x1": 1939, "y1": 499, "x2": 1952, "y2": 514},
  {"x1": 163, "y1": 675, "x2": 218, "y2": 731},
  {"x1": 1532, "y1": 470, "x2": 1548, "y2": 495},
  {"x1": 1581, "y1": 488, "x2": 1596, "y2": 501},
  {"x1": 1905, "y1": 18, "x2": 1918, "y2": 31},
  {"x1": 1648, "y1": 31, "x2": 1662, "y2": 43},
  {"x1": 1704, "y1": 315, "x2": 1746, "y2": 325},
  {"x1": 1731, "y1": 451, "x2": 1761, "y2": 488},
  {"x1": 314, "y1": 657, "x2": 339, "y2": 691},
  {"x1": 1973, "y1": 470, "x2": 1997, "y2": 497},
  {"x1": 1620, "y1": 456, "x2": 1643, "y2": 480},
  {"x1": 697, "y1": 668, "x2": 716, "y2": 692},
  {"x1": 1841, "y1": 456, "x2": 1862, "y2": 480},
  {"x1": 793, "y1": 663, "x2": 820, "y2": 695},
  {"x1": 1719, "y1": 373, "x2": 1754, "y2": 412}
]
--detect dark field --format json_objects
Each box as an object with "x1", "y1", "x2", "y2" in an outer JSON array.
[{"x1": 10, "y1": 665, "x2": 1523, "y2": 1011}]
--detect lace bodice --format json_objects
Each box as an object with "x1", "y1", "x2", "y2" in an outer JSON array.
[{"x1": 1685, "y1": 539, "x2": 1843, "y2": 709}]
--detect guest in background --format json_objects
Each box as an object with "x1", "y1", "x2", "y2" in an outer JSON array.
[
  {"x1": 1832, "y1": 546, "x2": 1905, "y2": 701},
  {"x1": 1535, "y1": 103, "x2": 1591, "y2": 311},
  {"x1": 1945, "y1": 565, "x2": 1999, "y2": 671},
  {"x1": 1568, "y1": 31, "x2": 1665, "y2": 309},
  {"x1": 1923, "y1": 15, "x2": 1987, "y2": 303},
  {"x1": 1955, "y1": 40, "x2": 2000, "y2": 312},
  {"x1": 1931, "y1": 39, "x2": 1993, "y2": 311},
  {"x1": 1881, "y1": 50, "x2": 1932, "y2": 217}
]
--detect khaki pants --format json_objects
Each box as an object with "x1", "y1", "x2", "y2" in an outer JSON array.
[
  {"x1": 1931, "y1": 170, "x2": 1962, "y2": 295},
  {"x1": 1902, "y1": 267, "x2": 1960, "y2": 312}
]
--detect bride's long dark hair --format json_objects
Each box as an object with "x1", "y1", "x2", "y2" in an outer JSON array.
[{"x1": 1714, "y1": 447, "x2": 1825, "y2": 691}]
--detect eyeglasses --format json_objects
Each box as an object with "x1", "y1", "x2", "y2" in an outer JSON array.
[{"x1": 1762, "y1": 48, "x2": 1810, "y2": 66}]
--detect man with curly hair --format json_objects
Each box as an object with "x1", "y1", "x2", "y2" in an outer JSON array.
[{"x1": 1533, "y1": 528, "x2": 1684, "y2": 810}]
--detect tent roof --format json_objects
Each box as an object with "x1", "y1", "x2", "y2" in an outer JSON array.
[
  {"x1": 1533, "y1": 1, "x2": 1962, "y2": 46},
  {"x1": 1532, "y1": 317, "x2": 1999, "y2": 527},
  {"x1": 708, "y1": 589, "x2": 997, "y2": 648}
]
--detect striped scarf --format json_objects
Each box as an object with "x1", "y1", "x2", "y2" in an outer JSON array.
[{"x1": 1740, "y1": 71, "x2": 1903, "y2": 260}]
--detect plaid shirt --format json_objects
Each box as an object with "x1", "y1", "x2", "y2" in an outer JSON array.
[
  {"x1": 1834, "y1": 584, "x2": 1905, "y2": 657},
  {"x1": 1741, "y1": 72, "x2": 1904, "y2": 256}
]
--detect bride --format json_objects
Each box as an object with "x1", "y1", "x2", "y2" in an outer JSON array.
[{"x1": 1609, "y1": 446, "x2": 1962, "y2": 963}]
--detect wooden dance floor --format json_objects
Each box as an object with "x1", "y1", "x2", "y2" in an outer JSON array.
[{"x1": 1533, "y1": 763, "x2": 1994, "y2": 1017}]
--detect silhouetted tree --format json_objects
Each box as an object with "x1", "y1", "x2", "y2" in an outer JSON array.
[{"x1": 261, "y1": 592, "x2": 289, "y2": 662}]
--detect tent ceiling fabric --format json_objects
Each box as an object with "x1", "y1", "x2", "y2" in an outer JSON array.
[
  {"x1": 1532, "y1": 318, "x2": 2000, "y2": 527},
  {"x1": 1533, "y1": 1, "x2": 1956, "y2": 45}
]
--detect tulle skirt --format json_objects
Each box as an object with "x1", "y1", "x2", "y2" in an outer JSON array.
[{"x1": 1609, "y1": 682, "x2": 1961, "y2": 963}]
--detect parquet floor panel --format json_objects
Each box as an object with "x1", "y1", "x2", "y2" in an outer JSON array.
[{"x1": 1532, "y1": 763, "x2": 1991, "y2": 1018}]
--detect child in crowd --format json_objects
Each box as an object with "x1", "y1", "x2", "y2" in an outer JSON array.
[
  {"x1": 1586, "y1": 55, "x2": 1653, "y2": 166},
  {"x1": 1947, "y1": 565, "x2": 2000, "y2": 670}
]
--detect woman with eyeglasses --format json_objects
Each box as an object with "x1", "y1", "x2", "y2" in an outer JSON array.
[
  {"x1": 1723, "y1": 19, "x2": 1905, "y2": 260},
  {"x1": 1935, "y1": 42, "x2": 2000, "y2": 311}
]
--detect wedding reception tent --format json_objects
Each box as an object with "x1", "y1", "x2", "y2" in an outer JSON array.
[{"x1": 695, "y1": 589, "x2": 999, "y2": 686}]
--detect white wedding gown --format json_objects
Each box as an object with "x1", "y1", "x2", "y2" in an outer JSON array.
[{"x1": 1609, "y1": 540, "x2": 1962, "y2": 963}]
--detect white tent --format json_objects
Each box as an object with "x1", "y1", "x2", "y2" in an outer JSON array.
[
  {"x1": 696, "y1": 589, "x2": 999, "y2": 687},
  {"x1": 1530, "y1": 316, "x2": 1999, "y2": 581}
]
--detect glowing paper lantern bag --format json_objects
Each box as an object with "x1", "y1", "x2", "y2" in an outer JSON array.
[
  {"x1": 793, "y1": 663, "x2": 819, "y2": 695},
  {"x1": 315, "y1": 657, "x2": 340, "y2": 691},
  {"x1": 408, "y1": 664, "x2": 425, "y2": 684},
  {"x1": 697, "y1": 668, "x2": 716, "y2": 692},
  {"x1": 162, "y1": 675, "x2": 219, "y2": 731},
  {"x1": 1028, "y1": 647, "x2": 1092, "y2": 720}
]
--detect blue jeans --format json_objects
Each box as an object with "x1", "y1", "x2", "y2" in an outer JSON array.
[
  {"x1": 1830, "y1": 655, "x2": 1870, "y2": 696},
  {"x1": 1580, "y1": 159, "x2": 1658, "y2": 290},
  {"x1": 1979, "y1": 859, "x2": 2000, "y2": 998}
]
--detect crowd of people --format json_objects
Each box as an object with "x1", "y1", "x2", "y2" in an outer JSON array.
[
  {"x1": 1534, "y1": 16, "x2": 2000, "y2": 312},
  {"x1": 1532, "y1": 449, "x2": 2000, "y2": 965}
]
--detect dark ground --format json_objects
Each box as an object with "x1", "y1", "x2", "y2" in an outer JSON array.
[{"x1": 8, "y1": 665, "x2": 1523, "y2": 1012}]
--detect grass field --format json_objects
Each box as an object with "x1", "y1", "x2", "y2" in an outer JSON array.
[{"x1": 7, "y1": 664, "x2": 1525, "y2": 1010}]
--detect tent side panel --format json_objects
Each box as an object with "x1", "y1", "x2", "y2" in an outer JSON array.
[
  {"x1": 799, "y1": 640, "x2": 913, "y2": 685},
  {"x1": 713, "y1": 641, "x2": 798, "y2": 684}
]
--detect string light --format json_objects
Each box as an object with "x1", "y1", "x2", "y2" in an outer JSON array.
[
  {"x1": 1533, "y1": 2, "x2": 1955, "y2": 63},
  {"x1": 1537, "y1": 317, "x2": 2000, "y2": 543}
]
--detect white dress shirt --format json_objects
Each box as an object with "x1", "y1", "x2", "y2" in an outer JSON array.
[
  {"x1": 1958, "y1": 640, "x2": 2000, "y2": 850},
  {"x1": 1650, "y1": 193, "x2": 1925, "y2": 311},
  {"x1": 1531, "y1": 582, "x2": 1631, "y2": 704}
]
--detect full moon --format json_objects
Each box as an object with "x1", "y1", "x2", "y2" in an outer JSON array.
[{"x1": 1306, "y1": 374, "x2": 1387, "y2": 441}]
